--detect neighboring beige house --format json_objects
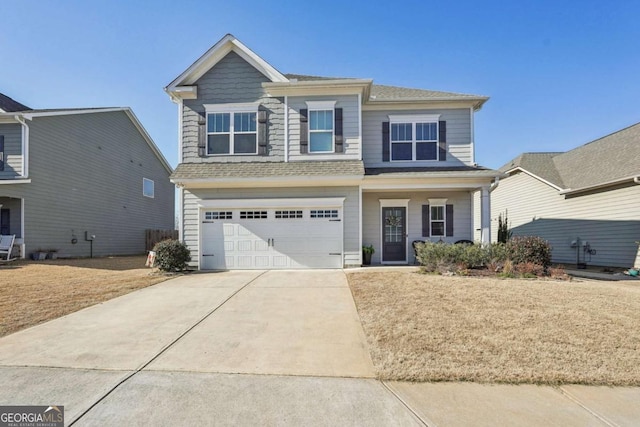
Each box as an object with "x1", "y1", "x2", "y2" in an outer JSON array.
[
  {"x1": 166, "y1": 34, "x2": 500, "y2": 269},
  {"x1": 490, "y1": 122, "x2": 640, "y2": 268}
]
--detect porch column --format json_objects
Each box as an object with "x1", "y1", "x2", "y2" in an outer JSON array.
[{"x1": 480, "y1": 186, "x2": 491, "y2": 244}]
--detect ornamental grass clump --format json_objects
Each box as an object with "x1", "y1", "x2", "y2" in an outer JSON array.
[{"x1": 153, "y1": 239, "x2": 192, "y2": 272}]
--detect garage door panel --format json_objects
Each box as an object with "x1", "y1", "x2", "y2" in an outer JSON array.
[{"x1": 201, "y1": 206, "x2": 343, "y2": 270}]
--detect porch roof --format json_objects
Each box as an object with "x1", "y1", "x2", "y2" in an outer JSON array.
[
  {"x1": 364, "y1": 166, "x2": 502, "y2": 179},
  {"x1": 172, "y1": 160, "x2": 364, "y2": 180}
]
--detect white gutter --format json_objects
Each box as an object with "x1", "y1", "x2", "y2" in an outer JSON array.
[
  {"x1": 284, "y1": 96, "x2": 289, "y2": 162},
  {"x1": 559, "y1": 174, "x2": 640, "y2": 195},
  {"x1": 14, "y1": 115, "x2": 29, "y2": 178}
]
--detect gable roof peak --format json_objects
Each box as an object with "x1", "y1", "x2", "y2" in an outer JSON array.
[
  {"x1": 0, "y1": 92, "x2": 31, "y2": 112},
  {"x1": 165, "y1": 34, "x2": 288, "y2": 96}
]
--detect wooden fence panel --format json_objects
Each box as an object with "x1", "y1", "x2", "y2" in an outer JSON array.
[{"x1": 146, "y1": 229, "x2": 179, "y2": 251}]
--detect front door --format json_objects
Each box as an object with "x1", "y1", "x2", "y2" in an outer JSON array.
[
  {"x1": 382, "y1": 207, "x2": 406, "y2": 262},
  {"x1": 0, "y1": 209, "x2": 9, "y2": 235}
]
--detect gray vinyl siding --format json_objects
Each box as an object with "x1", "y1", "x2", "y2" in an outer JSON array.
[
  {"x1": 0, "y1": 123, "x2": 23, "y2": 178},
  {"x1": 182, "y1": 51, "x2": 285, "y2": 163},
  {"x1": 362, "y1": 108, "x2": 472, "y2": 167},
  {"x1": 491, "y1": 171, "x2": 640, "y2": 267},
  {"x1": 0, "y1": 111, "x2": 174, "y2": 257},
  {"x1": 288, "y1": 95, "x2": 361, "y2": 161},
  {"x1": 362, "y1": 191, "x2": 473, "y2": 264},
  {"x1": 183, "y1": 186, "x2": 360, "y2": 267}
]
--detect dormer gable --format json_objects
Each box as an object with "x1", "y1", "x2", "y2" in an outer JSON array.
[{"x1": 165, "y1": 34, "x2": 288, "y2": 101}]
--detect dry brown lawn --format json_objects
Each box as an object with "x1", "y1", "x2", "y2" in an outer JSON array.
[
  {"x1": 347, "y1": 271, "x2": 640, "y2": 386},
  {"x1": 0, "y1": 256, "x2": 168, "y2": 337}
]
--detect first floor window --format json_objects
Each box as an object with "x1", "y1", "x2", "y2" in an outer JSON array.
[
  {"x1": 309, "y1": 109, "x2": 334, "y2": 152},
  {"x1": 391, "y1": 120, "x2": 438, "y2": 161},
  {"x1": 430, "y1": 205, "x2": 445, "y2": 236},
  {"x1": 143, "y1": 178, "x2": 154, "y2": 198},
  {"x1": 207, "y1": 111, "x2": 257, "y2": 155}
]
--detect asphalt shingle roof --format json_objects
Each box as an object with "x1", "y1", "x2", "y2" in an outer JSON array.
[
  {"x1": 501, "y1": 122, "x2": 640, "y2": 190},
  {"x1": 0, "y1": 92, "x2": 31, "y2": 112},
  {"x1": 365, "y1": 166, "x2": 500, "y2": 178},
  {"x1": 171, "y1": 160, "x2": 365, "y2": 180},
  {"x1": 283, "y1": 74, "x2": 486, "y2": 101},
  {"x1": 500, "y1": 152, "x2": 565, "y2": 187}
]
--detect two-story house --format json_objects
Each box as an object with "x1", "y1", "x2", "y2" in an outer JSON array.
[
  {"x1": 167, "y1": 34, "x2": 500, "y2": 269},
  {"x1": 0, "y1": 92, "x2": 175, "y2": 258}
]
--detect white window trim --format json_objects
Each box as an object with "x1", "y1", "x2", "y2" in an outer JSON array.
[
  {"x1": 206, "y1": 110, "x2": 258, "y2": 156},
  {"x1": 306, "y1": 100, "x2": 336, "y2": 154},
  {"x1": 143, "y1": 178, "x2": 154, "y2": 198},
  {"x1": 389, "y1": 114, "x2": 441, "y2": 162},
  {"x1": 204, "y1": 102, "x2": 260, "y2": 113}
]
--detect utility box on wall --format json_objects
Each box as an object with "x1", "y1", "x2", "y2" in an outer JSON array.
[{"x1": 85, "y1": 231, "x2": 96, "y2": 241}]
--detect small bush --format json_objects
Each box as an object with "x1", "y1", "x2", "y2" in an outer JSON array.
[
  {"x1": 506, "y1": 236, "x2": 552, "y2": 268},
  {"x1": 515, "y1": 262, "x2": 545, "y2": 277},
  {"x1": 153, "y1": 239, "x2": 191, "y2": 272}
]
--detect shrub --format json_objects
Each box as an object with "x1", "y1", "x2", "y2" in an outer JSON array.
[
  {"x1": 416, "y1": 241, "x2": 489, "y2": 272},
  {"x1": 515, "y1": 262, "x2": 545, "y2": 277},
  {"x1": 488, "y1": 242, "x2": 509, "y2": 263},
  {"x1": 497, "y1": 211, "x2": 513, "y2": 243},
  {"x1": 506, "y1": 236, "x2": 552, "y2": 268},
  {"x1": 153, "y1": 239, "x2": 191, "y2": 272}
]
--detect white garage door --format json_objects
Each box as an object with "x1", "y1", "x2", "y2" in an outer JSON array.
[{"x1": 200, "y1": 207, "x2": 343, "y2": 270}]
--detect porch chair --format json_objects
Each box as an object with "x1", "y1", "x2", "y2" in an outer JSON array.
[{"x1": 0, "y1": 235, "x2": 15, "y2": 261}]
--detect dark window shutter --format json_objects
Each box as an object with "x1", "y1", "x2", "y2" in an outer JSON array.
[
  {"x1": 198, "y1": 112, "x2": 207, "y2": 157},
  {"x1": 299, "y1": 108, "x2": 308, "y2": 154},
  {"x1": 0, "y1": 135, "x2": 4, "y2": 171},
  {"x1": 258, "y1": 109, "x2": 268, "y2": 155},
  {"x1": 438, "y1": 120, "x2": 447, "y2": 161},
  {"x1": 446, "y1": 204, "x2": 454, "y2": 236},
  {"x1": 382, "y1": 121, "x2": 390, "y2": 162},
  {"x1": 334, "y1": 108, "x2": 343, "y2": 153},
  {"x1": 422, "y1": 204, "x2": 430, "y2": 237}
]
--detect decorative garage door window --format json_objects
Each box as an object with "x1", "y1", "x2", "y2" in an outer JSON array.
[
  {"x1": 310, "y1": 209, "x2": 339, "y2": 219},
  {"x1": 240, "y1": 211, "x2": 268, "y2": 219},
  {"x1": 205, "y1": 211, "x2": 233, "y2": 220},
  {"x1": 275, "y1": 210, "x2": 303, "y2": 219}
]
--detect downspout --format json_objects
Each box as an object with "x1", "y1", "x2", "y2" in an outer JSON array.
[
  {"x1": 15, "y1": 115, "x2": 29, "y2": 178},
  {"x1": 358, "y1": 92, "x2": 363, "y2": 160},
  {"x1": 470, "y1": 107, "x2": 475, "y2": 165},
  {"x1": 284, "y1": 95, "x2": 289, "y2": 162},
  {"x1": 489, "y1": 176, "x2": 500, "y2": 192},
  {"x1": 634, "y1": 176, "x2": 640, "y2": 184}
]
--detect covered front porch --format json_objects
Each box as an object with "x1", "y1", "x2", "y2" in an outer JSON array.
[
  {"x1": 0, "y1": 196, "x2": 24, "y2": 258},
  {"x1": 361, "y1": 168, "x2": 497, "y2": 265}
]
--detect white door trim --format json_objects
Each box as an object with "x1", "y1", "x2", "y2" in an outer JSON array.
[{"x1": 379, "y1": 199, "x2": 410, "y2": 264}]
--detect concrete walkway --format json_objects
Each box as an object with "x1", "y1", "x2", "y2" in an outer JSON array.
[{"x1": 0, "y1": 270, "x2": 638, "y2": 426}]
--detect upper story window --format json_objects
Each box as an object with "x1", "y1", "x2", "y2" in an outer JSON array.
[
  {"x1": 389, "y1": 114, "x2": 440, "y2": 162},
  {"x1": 143, "y1": 178, "x2": 154, "y2": 198},
  {"x1": 205, "y1": 103, "x2": 259, "y2": 155},
  {"x1": 306, "y1": 101, "x2": 336, "y2": 153}
]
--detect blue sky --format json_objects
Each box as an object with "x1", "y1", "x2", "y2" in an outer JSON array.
[{"x1": 1, "y1": 1, "x2": 639, "y2": 169}]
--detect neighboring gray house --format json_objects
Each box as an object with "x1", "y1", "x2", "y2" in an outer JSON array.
[
  {"x1": 491, "y1": 122, "x2": 640, "y2": 268},
  {"x1": 0, "y1": 93, "x2": 175, "y2": 258},
  {"x1": 166, "y1": 34, "x2": 500, "y2": 270}
]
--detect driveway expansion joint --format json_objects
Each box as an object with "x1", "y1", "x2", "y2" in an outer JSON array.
[
  {"x1": 68, "y1": 271, "x2": 267, "y2": 426},
  {"x1": 380, "y1": 381, "x2": 431, "y2": 427},
  {"x1": 556, "y1": 386, "x2": 617, "y2": 427}
]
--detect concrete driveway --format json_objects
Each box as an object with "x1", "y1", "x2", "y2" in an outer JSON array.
[{"x1": 1, "y1": 270, "x2": 639, "y2": 426}]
